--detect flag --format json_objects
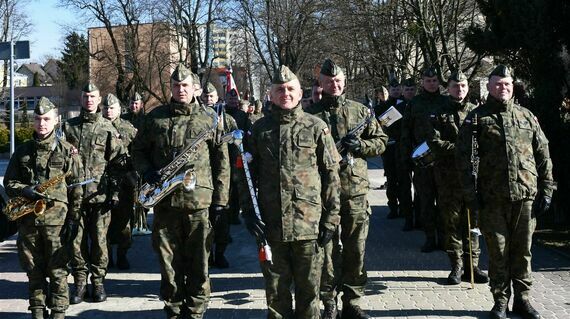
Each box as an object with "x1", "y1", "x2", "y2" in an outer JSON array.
[{"x1": 225, "y1": 66, "x2": 240, "y2": 100}]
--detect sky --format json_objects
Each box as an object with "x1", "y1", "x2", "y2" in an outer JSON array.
[{"x1": 24, "y1": 0, "x2": 78, "y2": 62}]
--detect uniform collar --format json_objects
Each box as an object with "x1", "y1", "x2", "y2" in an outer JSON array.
[
  {"x1": 170, "y1": 97, "x2": 197, "y2": 115},
  {"x1": 321, "y1": 92, "x2": 346, "y2": 109},
  {"x1": 34, "y1": 129, "x2": 56, "y2": 151},
  {"x1": 81, "y1": 109, "x2": 101, "y2": 123},
  {"x1": 272, "y1": 103, "x2": 303, "y2": 123},
  {"x1": 487, "y1": 96, "x2": 513, "y2": 112}
]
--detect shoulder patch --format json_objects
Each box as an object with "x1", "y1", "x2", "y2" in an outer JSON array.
[{"x1": 323, "y1": 127, "x2": 330, "y2": 135}]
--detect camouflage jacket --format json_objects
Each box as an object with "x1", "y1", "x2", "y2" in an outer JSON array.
[
  {"x1": 121, "y1": 111, "x2": 145, "y2": 130},
  {"x1": 63, "y1": 110, "x2": 126, "y2": 205},
  {"x1": 131, "y1": 98, "x2": 230, "y2": 210},
  {"x1": 400, "y1": 91, "x2": 447, "y2": 165},
  {"x1": 244, "y1": 104, "x2": 341, "y2": 242},
  {"x1": 111, "y1": 117, "x2": 137, "y2": 148},
  {"x1": 456, "y1": 97, "x2": 555, "y2": 202},
  {"x1": 306, "y1": 93, "x2": 387, "y2": 200},
  {"x1": 4, "y1": 131, "x2": 84, "y2": 225}
]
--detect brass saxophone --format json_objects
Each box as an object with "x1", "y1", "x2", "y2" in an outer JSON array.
[
  {"x1": 138, "y1": 109, "x2": 218, "y2": 209},
  {"x1": 3, "y1": 171, "x2": 71, "y2": 221}
]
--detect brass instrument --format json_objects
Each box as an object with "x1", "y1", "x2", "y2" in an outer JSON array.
[
  {"x1": 3, "y1": 171, "x2": 71, "y2": 221},
  {"x1": 138, "y1": 110, "x2": 219, "y2": 209},
  {"x1": 336, "y1": 108, "x2": 375, "y2": 166}
]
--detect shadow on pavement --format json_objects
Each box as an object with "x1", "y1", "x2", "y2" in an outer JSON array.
[
  {"x1": 0, "y1": 279, "x2": 27, "y2": 299},
  {"x1": 368, "y1": 309, "x2": 488, "y2": 318},
  {"x1": 370, "y1": 275, "x2": 448, "y2": 285},
  {"x1": 211, "y1": 276, "x2": 265, "y2": 293}
]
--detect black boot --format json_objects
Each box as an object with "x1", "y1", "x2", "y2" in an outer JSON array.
[
  {"x1": 92, "y1": 284, "x2": 107, "y2": 302},
  {"x1": 341, "y1": 305, "x2": 371, "y2": 319},
  {"x1": 70, "y1": 282, "x2": 87, "y2": 304},
  {"x1": 30, "y1": 308, "x2": 48, "y2": 319},
  {"x1": 214, "y1": 245, "x2": 229, "y2": 268},
  {"x1": 447, "y1": 263, "x2": 462, "y2": 285},
  {"x1": 489, "y1": 302, "x2": 508, "y2": 319},
  {"x1": 117, "y1": 248, "x2": 130, "y2": 270},
  {"x1": 421, "y1": 236, "x2": 437, "y2": 253},
  {"x1": 512, "y1": 299, "x2": 541, "y2": 319},
  {"x1": 462, "y1": 265, "x2": 489, "y2": 283},
  {"x1": 386, "y1": 210, "x2": 398, "y2": 219},
  {"x1": 322, "y1": 302, "x2": 339, "y2": 319}
]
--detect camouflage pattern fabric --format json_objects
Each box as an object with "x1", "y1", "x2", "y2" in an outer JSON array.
[{"x1": 121, "y1": 111, "x2": 145, "y2": 130}]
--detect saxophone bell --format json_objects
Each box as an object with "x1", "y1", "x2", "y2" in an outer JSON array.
[
  {"x1": 182, "y1": 169, "x2": 197, "y2": 191},
  {"x1": 34, "y1": 199, "x2": 47, "y2": 216}
]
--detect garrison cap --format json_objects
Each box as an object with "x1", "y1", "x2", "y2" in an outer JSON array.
[
  {"x1": 320, "y1": 58, "x2": 344, "y2": 77},
  {"x1": 272, "y1": 65, "x2": 298, "y2": 84},
  {"x1": 82, "y1": 83, "x2": 99, "y2": 93},
  {"x1": 131, "y1": 92, "x2": 143, "y2": 101},
  {"x1": 191, "y1": 72, "x2": 201, "y2": 86},
  {"x1": 102, "y1": 93, "x2": 120, "y2": 107},
  {"x1": 389, "y1": 77, "x2": 400, "y2": 87},
  {"x1": 203, "y1": 82, "x2": 217, "y2": 94},
  {"x1": 422, "y1": 66, "x2": 437, "y2": 78},
  {"x1": 489, "y1": 64, "x2": 512, "y2": 79},
  {"x1": 171, "y1": 62, "x2": 193, "y2": 82},
  {"x1": 34, "y1": 97, "x2": 56, "y2": 115},
  {"x1": 402, "y1": 78, "x2": 416, "y2": 87},
  {"x1": 448, "y1": 70, "x2": 468, "y2": 83}
]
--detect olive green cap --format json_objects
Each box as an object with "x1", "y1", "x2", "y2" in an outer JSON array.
[
  {"x1": 389, "y1": 77, "x2": 400, "y2": 87},
  {"x1": 203, "y1": 82, "x2": 217, "y2": 94},
  {"x1": 191, "y1": 72, "x2": 200, "y2": 86},
  {"x1": 320, "y1": 58, "x2": 344, "y2": 77},
  {"x1": 402, "y1": 78, "x2": 416, "y2": 87},
  {"x1": 448, "y1": 70, "x2": 468, "y2": 83},
  {"x1": 82, "y1": 83, "x2": 99, "y2": 93},
  {"x1": 489, "y1": 64, "x2": 512, "y2": 79},
  {"x1": 171, "y1": 62, "x2": 193, "y2": 82},
  {"x1": 102, "y1": 93, "x2": 120, "y2": 107},
  {"x1": 272, "y1": 65, "x2": 298, "y2": 84},
  {"x1": 131, "y1": 92, "x2": 143, "y2": 101},
  {"x1": 34, "y1": 97, "x2": 56, "y2": 115},
  {"x1": 422, "y1": 66, "x2": 437, "y2": 78}
]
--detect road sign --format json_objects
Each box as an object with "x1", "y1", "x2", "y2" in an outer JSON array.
[{"x1": 0, "y1": 41, "x2": 30, "y2": 60}]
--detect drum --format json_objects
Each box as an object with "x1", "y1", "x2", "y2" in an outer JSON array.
[{"x1": 411, "y1": 142, "x2": 435, "y2": 168}]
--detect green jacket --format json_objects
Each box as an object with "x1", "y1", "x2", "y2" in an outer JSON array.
[
  {"x1": 121, "y1": 111, "x2": 145, "y2": 131},
  {"x1": 4, "y1": 131, "x2": 84, "y2": 224},
  {"x1": 306, "y1": 93, "x2": 387, "y2": 200},
  {"x1": 245, "y1": 104, "x2": 341, "y2": 242},
  {"x1": 131, "y1": 98, "x2": 230, "y2": 209},
  {"x1": 63, "y1": 110, "x2": 126, "y2": 205},
  {"x1": 456, "y1": 97, "x2": 555, "y2": 202}
]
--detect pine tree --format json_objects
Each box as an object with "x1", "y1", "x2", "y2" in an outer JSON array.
[{"x1": 57, "y1": 32, "x2": 89, "y2": 90}]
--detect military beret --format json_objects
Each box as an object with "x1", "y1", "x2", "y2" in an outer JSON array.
[
  {"x1": 131, "y1": 92, "x2": 143, "y2": 101},
  {"x1": 389, "y1": 78, "x2": 400, "y2": 87},
  {"x1": 489, "y1": 64, "x2": 512, "y2": 79},
  {"x1": 402, "y1": 78, "x2": 416, "y2": 87},
  {"x1": 320, "y1": 58, "x2": 344, "y2": 77},
  {"x1": 272, "y1": 65, "x2": 298, "y2": 84},
  {"x1": 171, "y1": 62, "x2": 193, "y2": 82},
  {"x1": 82, "y1": 83, "x2": 99, "y2": 93},
  {"x1": 102, "y1": 93, "x2": 120, "y2": 107},
  {"x1": 34, "y1": 96, "x2": 56, "y2": 115},
  {"x1": 448, "y1": 70, "x2": 468, "y2": 83},
  {"x1": 422, "y1": 66, "x2": 437, "y2": 78},
  {"x1": 203, "y1": 82, "x2": 217, "y2": 94}
]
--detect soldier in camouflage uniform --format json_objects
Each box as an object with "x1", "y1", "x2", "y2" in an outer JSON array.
[
  {"x1": 122, "y1": 92, "x2": 145, "y2": 130},
  {"x1": 400, "y1": 66, "x2": 446, "y2": 253},
  {"x1": 306, "y1": 59, "x2": 388, "y2": 319},
  {"x1": 4, "y1": 97, "x2": 83, "y2": 319},
  {"x1": 241, "y1": 65, "x2": 340, "y2": 319},
  {"x1": 131, "y1": 63, "x2": 230, "y2": 319},
  {"x1": 102, "y1": 93, "x2": 138, "y2": 270},
  {"x1": 423, "y1": 71, "x2": 488, "y2": 285},
  {"x1": 201, "y1": 82, "x2": 237, "y2": 268},
  {"x1": 456, "y1": 65, "x2": 555, "y2": 319},
  {"x1": 399, "y1": 78, "x2": 417, "y2": 231},
  {"x1": 64, "y1": 83, "x2": 126, "y2": 304}
]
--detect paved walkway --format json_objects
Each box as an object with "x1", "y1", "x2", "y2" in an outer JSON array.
[{"x1": 1, "y1": 158, "x2": 569, "y2": 318}]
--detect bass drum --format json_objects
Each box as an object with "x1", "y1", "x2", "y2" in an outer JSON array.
[{"x1": 0, "y1": 184, "x2": 17, "y2": 242}]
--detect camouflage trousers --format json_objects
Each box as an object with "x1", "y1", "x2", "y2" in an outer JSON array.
[
  {"x1": 480, "y1": 199, "x2": 536, "y2": 304},
  {"x1": 108, "y1": 187, "x2": 134, "y2": 250},
  {"x1": 152, "y1": 206, "x2": 212, "y2": 319},
  {"x1": 208, "y1": 206, "x2": 230, "y2": 246},
  {"x1": 321, "y1": 195, "x2": 370, "y2": 307},
  {"x1": 71, "y1": 203, "x2": 111, "y2": 285},
  {"x1": 261, "y1": 239, "x2": 323, "y2": 319},
  {"x1": 320, "y1": 226, "x2": 342, "y2": 306},
  {"x1": 18, "y1": 218, "x2": 70, "y2": 313},
  {"x1": 413, "y1": 166, "x2": 439, "y2": 239},
  {"x1": 382, "y1": 144, "x2": 413, "y2": 219}
]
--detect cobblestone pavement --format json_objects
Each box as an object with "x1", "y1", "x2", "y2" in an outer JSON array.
[{"x1": 1, "y1": 158, "x2": 569, "y2": 318}]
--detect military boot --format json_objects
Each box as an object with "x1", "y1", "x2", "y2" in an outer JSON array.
[
  {"x1": 116, "y1": 248, "x2": 130, "y2": 270},
  {"x1": 92, "y1": 284, "x2": 107, "y2": 302},
  {"x1": 420, "y1": 236, "x2": 437, "y2": 253},
  {"x1": 512, "y1": 299, "x2": 541, "y2": 319},
  {"x1": 489, "y1": 302, "x2": 508, "y2": 319},
  {"x1": 214, "y1": 244, "x2": 229, "y2": 268},
  {"x1": 322, "y1": 302, "x2": 339, "y2": 319},
  {"x1": 70, "y1": 282, "x2": 88, "y2": 304},
  {"x1": 30, "y1": 308, "x2": 48, "y2": 319},
  {"x1": 447, "y1": 263, "x2": 462, "y2": 285},
  {"x1": 341, "y1": 305, "x2": 371, "y2": 319},
  {"x1": 462, "y1": 265, "x2": 489, "y2": 283},
  {"x1": 50, "y1": 311, "x2": 66, "y2": 319}
]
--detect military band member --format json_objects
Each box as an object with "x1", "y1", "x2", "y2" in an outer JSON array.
[
  {"x1": 423, "y1": 70, "x2": 488, "y2": 285},
  {"x1": 242, "y1": 65, "x2": 340, "y2": 319},
  {"x1": 306, "y1": 59, "x2": 388, "y2": 319},
  {"x1": 64, "y1": 83, "x2": 126, "y2": 304},
  {"x1": 4, "y1": 97, "x2": 83, "y2": 319},
  {"x1": 131, "y1": 63, "x2": 230, "y2": 319},
  {"x1": 122, "y1": 92, "x2": 145, "y2": 130},
  {"x1": 456, "y1": 65, "x2": 555, "y2": 319},
  {"x1": 398, "y1": 78, "x2": 417, "y2": 231},
  {"x1": 102, "y1": 93, "x2": 138, "y2": 270}
]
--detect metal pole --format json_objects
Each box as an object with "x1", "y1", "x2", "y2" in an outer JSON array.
[{"x1": 9, "y1": 41, "x2": 15, "y2": 156}]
